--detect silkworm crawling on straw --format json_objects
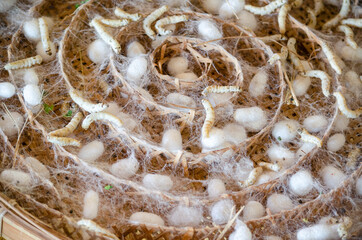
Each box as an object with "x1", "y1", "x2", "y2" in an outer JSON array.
[
  {"x1": 38, "y1": 17, "x2": 52, "y2": 56},
  {"x1": 98, "y1": 18, "x2": 130, "y2": 28},
  {"x1": 297, "y1": 128, "x2": 322, "y2": 147},
  {"x1": 337, "y1": 25, "x2": 357, "y2": 49},
  {"x1": 257, "y1": 161, "x2": 280, "y2": 172},
  {"x1": 49, "y1": 112, "x2": 83, "y2": 137},
  {"x1": 82, "y1": 112, "x2": 123, "y2": 130},
  {"x1": 333, "y1": 92, "x2": 362, "y2": 118},
  {"x1": 278, "y1": 3, "x2": 291, "y2": 35},
  {"x1": 240, "y1": 167, "x2": 263, "y2": 187},
  {"x1": 4, "y1": 55, "x2": 42, "y2": 70},
  {"x1": 69, "y1": 88, "x2": 108, "y2": 113},
  {"x1": 155, "y1": 15, "x2": 188, "y2": 36},
  {"x1": 47, "y1": 136, "x2": 81, "y2": 147},
  {"x1": 202, "y1": 85, "x2": 241, "y2": 96},
  {"x1": 319, "y1": 41, "x2": 342, "y2": 74},
  {"x1": 341, "y1": 18, "x2": 362, "y2": 28},
  {"x1": 244, "y1": 0, "x2": 287, "y2": 15},
  {"x1": 143, "y1": 5, "x2": 169, "y2": 40},
  {"x1": 201, "y1": 99, "x2": 215, "y2": 138},
  {"x1": 322, "y1": 0, "x2": 350, "y2": 30},
  {"x1": 303, "y1": 70, "x2": 331, "y2": 97},
  {"x1": 114, "y1": 7, "x2": 141, "y2": 21},
  {"x1": 287, "y1": 38, "x2": 303, "y2": 72},
  {"x1": 90, "y1": 18, "x2": 121, "y2": 54},
  {"x1": 268, "y1": 46, "x2": 288, "y2": 65}
]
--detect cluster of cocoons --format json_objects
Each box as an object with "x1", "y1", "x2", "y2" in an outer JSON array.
[
  {"x1": 297, "y1": 223, "x2": 339, "y2": 240},
  {"x1": 326, "y1": 133, "x2": 345, "y2": 152},
  {"x1": 293, "y1": 75, "x2": 311, "y2": 97},
  {"x1": 23, "y1": 84, "x2": 42, "y2": 106},
  {"x1": 320, "y1": 165, "x2": 346, "y2": 189},
  {"x1": 207, "y1": 178, "x2": 226, "y2": 197},
  {"x1": 126, "y1": 41, "x2": 146, "y2": 58},
  {"x1": 229, "y1": 220, "x2": 252, "y2": 240},
  {"x1": 267, "y1": 193, "x2": 294, "y2": 214},
  {"x1": 0, "y1": 169, "x2": 32, "y2": 190},
  {"x1": 234, "y1": 106, "x2": 267, "y2": 132},
  {"x1": 161, "y1": 128, "x2": 183, "y2": 153},
  {"x1": 126, "y1": 56, "x2": 148, "y2": 86},
  {"x1": 0, "y1": 82, "x2": 16, "y2": 99},
  {"x1": 166, "y1": 93, "x2": 196, "y2": 109},
  {"x1": 0, "y1": 0, "x2": 17, "y2": 13},
  {"x1": 129, "y1": 212, "x2": 165, "y2": 226},
  {"x1": 210, "y1": 199, "x2": 235, "y2": 224},
  {"x1": 25, "y1": 157, "x2": 50, "y2": 179},
  {"x1": 288, "y1": 170, "x2": 314, "y2": 196},
  {"x1": 0, "y1": 111, "x2": 24, "y2": 137},
  {"x1": 242, "y1": 201, "x2": 265, "y2": 221},
  {"x1": 267, "y1": 144, "x2": 296, "y2": 168},
  {"x1": 78, "y1": 140, "x2": 105, "y2": 163},
  {"x1": 248, "y1": 70, "x2": 268, "y2": 97},
  {"x1": 87, "y1": 39, "x2": 111, "y2": 64},
  {"x1": 197, "y1": 20, "x2": 222, "y2": 41},
  {"x1": 272, "y1": 119, "x2": 299, "y2": 142},
  {"x1": 167, "y1": 205, "x2": 203, "y2": 227},
  {"x1": 303, "y1": 115, "x2": 328, "y2": 133},
  {"x1": 110, "y1": 157, "x2": 139, "y2": 179},
  {"x1": 83, "y1": 190, "x2": 99, "y2": 219},
  {"x1": 142, "y1": 174, "x2": 173, "y2": 191}
]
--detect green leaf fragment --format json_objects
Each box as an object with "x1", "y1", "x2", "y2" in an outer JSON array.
[
  {"x1": 277, "y1": 136, "x2": 282, "y2": 141},
  {"x1": 104, "y1": 185, "x2": 113, "y2": 190},
  {"x1": 43, "y1": 103, "x2": 54, "y2": 114},
  {"x1": 65, "y1": 110, "x2": 73, "y2": 117}
]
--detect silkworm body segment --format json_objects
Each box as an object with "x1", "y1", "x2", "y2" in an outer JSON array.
[
  {"x1": 143, "y1": 5, "x2": 169, "y2": 40},
  {"x1": 49, "y1": 112, "x2": 83, "y2": 137},
  {"x1": 4, "y1": 55, "x2": 42, "y2": 70},
  {"x1": 202, "y1": 85, "x2": 241, "y2": 96},
  {"x1": 155, "y1": 15, "x2": 188, "y2": 36},
  {"x1": 82, "y1": 112, "x2": 123, "y2": 130},
  {"x1": 90, "y1": 18, "x2": 121, "y2": 54},
  {"x1": 201, "y1": 99, "x2": 215, "y2": 138},
  {"x1": 69, "y1": 88, "x2": 108, "y2": 113},
  {"x1": 303, "y1": 70, "x2": 331, "y2": 97},
  {"x1": 245, "y1": 0, "x2": 288, "y2": 15}
]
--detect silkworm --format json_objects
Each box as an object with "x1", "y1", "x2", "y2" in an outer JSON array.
[
  {"x1": 47, "y1": 135, "x2": 81, "y2": 147},
  {"x1": 346, "y1": 148, "x2": 360, "y2": 171},
  {"x1": 98, "y1": 18, "x2": 130, "y2": 28},
  {"x1": 314, "y1": 0, "x2": 324, "y2": 15},
  {"x1": 38, "y1": 17, "x2": 52, "y2": 56},
  {"x1": 337, "y1": 217, "x2": 352, "y2": 240},
  {"x1": 287, "y1": 38, "x2": 304, "y2": 72},
  {"x1": 278, "y1": 3, "x2": 291, "y2": 35},
  {"x1": 201, "y1": 99, "x2": 215, "y2": 138},
  {"x1": 90, "y1": 18, "x2": 121, "y2": 54},
  {"x1": 292, "y1": 0, "x2": 303, "y2": 8},
  {"x1": 240, "y1": 167, "x2": 263, "y2": 187},
  {"x1": 114, "y1": 7, "x2": 141, "y2": 21},
  {"x1": 307, "y1": 8, "x2": 317, "y2": 28},
  {"x1": 303, "y1": 70, "x2": 331, "y2": 97},
  {"x1": 143, "y1": 5, "x2": 169, "y2": 40},
  {"x1": 297, "y1": 128, "x2": 322, "y2": 147},
  {"x1": 333, "y1": 92, "x2": 362, "y2": 118},
  {"x1": 257, "y1": 161, "x2": 280, "y2": 172},
  {"x1": 4, "y1": 55, "x2": 42, "y2": 70},
  {"x1": 77, "y1": 219, "x2": 118, "y2": 239},
  {"x1": 202, "y1": 85, "x2": 241, "y2": 96},
  {"x1": 319, "y1": 41, "x2": 342, "y2": 74},
  {"x1": 244, "y1": 0, "x2": 287, "y2": 15},
  {"x1": 268, "y1": 46, "x2": 288, "y2": 65},
  {"x1": 341, "y1": 18, "x2": 362, "y2": 28},
  {"x1": 322, "y1": 0, "x2": 350, "y2": 30},
  {"x1": 337, "y1": 25, "x2": 357, "y2": 49},
  {"x1": 155, "y1": 15, "x2": 188, "y2": 36},
  {"x1": 49, "y1": 112, "x2": 83, "y2": 137},
  {"x1": 82, "y1": 112, "x2": 123, "y2": 130},
  {"x1": 69, "y1": 88, "x2": 108, "y2": 113}
]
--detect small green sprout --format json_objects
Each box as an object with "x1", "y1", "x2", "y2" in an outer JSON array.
[
  {"x1": 43, "y1": 103, "x2": 54, "y2": 114},
  {"x1": 277, "y1": 136, "x2": 282, "y2": 141},
  {"x1": 75, "y1": 0, "x2": 89, "y2": 9},
  {"x1": 65, "y1": 110, "x2": 73, "y2": 117},
  {"x1": 104, "y1": 185, "x2": 113, "y2": 190},
  {"x1": 302, "y1": 218, "x2": 309, "y2": 223}
]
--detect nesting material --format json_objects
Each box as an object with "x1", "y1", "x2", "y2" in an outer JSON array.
[
  {"x1": 267, "y1": 193, "x2": 294, "y2": 214},
  {"x1": 129, "y1": 212, "x2": 165, "y2": 226},
  {"x1": 83, "y1": 190, "x2": 99, "y2": 220},
  {"x1": 0, "y1": 0, "x2": 17, "y2": 13},
  {"x1": 167, "y1": 56, "x2": 188, "y2": 76},
  {"x1": 126, "y1": 41, "x2": 146, "y2": 58},
  {"x1": 207, "y1": 178, "x2": 226, "y2": 197},
  {"x1": 0, "y1": 82, "x2": 16, "y2": 99},
  {"x1": 201, "y1": 127, "x2": 226, "y2": 149},
  {"x1": 223, "y1": 123, "x2": 247, "y2": 145},
  {"x1": 289, "y1": 170, "x2": 314, "y2": 196},
  {"x1": 297, "y1": 224, "x2": 339, "y2": 240},
  {"x1": 356, "y1": 177, "x2": 362, "y2": 196},
  {"x1": 110, "y1": 157, "x2": 139, "y2": 179},
  {"x1": 23, "y1": 68, "x2": 39, "y2": 85},
  {"x1": 248, "y1": 70, "x2": 268, "y2": 97},
  {"x1": 234, "y1": 107, "x2": 267, "y2": 132},
  {"x1": 23, "y1": 84, "x2": 42, "y2": 106},
  {"x1": 292, "y1": 75, "x2": 311, "y2": 97},
  {"x1": 87, "y1": 39, "x2": 111, "y2": 64},
  {"x1": 126, "y1": 56, "x2": 148, "y2": 86},
  {"x1": 166, "y1": 93, "x2": 196, "y2": 109},
  {"x1": 320, "y1": 165, "x2": 347, "y2": 189},
  {"x1": 201, "y1": 0, "x2": 223, "y2": 14},
  {"x1": 210, "y1": 199, "x2": 235, "y2": 225},
  {"x1": 243, "y1": 201, "x2": 265, "y2": 221},
  {"x1": 167, "y1": 205, "x2": 203, "y2": 227},
  {"x1": 197, "y1": 20, "x2": 222, "y2": 41},
  {"x1": 78, "y1": 140, "x2": 105, "y2": 163},
  {"x1": 327, "y1": 133, "x2": 345, "y2": 152},
  {"x1": 267, "y1": 144, "x2": 296, "y2": 168},
  {"x1": 36, "y1": 41, "x2": 56, "y2": 62},
  {"x1": 218, "y1": 0, "x2": 245, "y2": 19},
  {"x1": 161, "y1": 128, "x2": 182, "y2": 153},
  {"x1": 25, "y1": 157, "x2": 50, "y2": 179},
  {"x1": 303, "y1": 115, "x2": 328, "y2": 133},
  {"x1": 272, "y1": 119, "x2": 299, "y2": 142},
  {"x1": 0, "y1": 169, "x2": 32, "y2": 190},
  {"x1": 229, "y1": 220, "x2": 252, "y2": 240},
  {"x1": 237, "y1": 10, "x2": 258, "y2": 31},
  {"x1": 142, "y1": 174, "x2": 173, "y2": 191}
]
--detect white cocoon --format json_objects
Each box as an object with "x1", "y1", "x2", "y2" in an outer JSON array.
[
  {"x1": 237, "y1": 10, "x2": 258, "y2": 31},
  {"x1": 265, "y1": 236, "x2": 283, "y2": 240},
  {"x1": 129, "y1": 212, "x2": 165, "y2": 226},
  {"x1": 266, "y1": 193, "x2": 294, "y2": 214},
  {"x1": 248, "y1": 70, "x2": 268, "y2": 97},
  {"x1": 166, "y1": 93, "x2": 196, "y2": 109},
  {"x1": 344, "y1": 70, "x2": 361, "y2": 98},
  {"x1": 167, "y1": 57, "x2": 188, "y2": 76},
  {"x1": 219, "y1": 0, "x2": 245, "y2": 19},
  {"x1": 223, "y1": 123, "x2": 247, "y2": 145},
  {"x1": 289, "y1": 170, "x2": 314, "y2": 196},
  {"x1": 303, "y1": 115, "x2": 328, "y2": 133},
  {"x1": 83, "y1": 190, "x2": 99, "y2": 219},
  {"x1": 293, "y1": 75, "x2": 311, "y2": 97},
  {"x1": 78, "y1": 140, "x2": 105, "y2": 163},
  {"x1": 339, "y1": 45, "x2": 362, "y2": 62},
  {"x1": 167, "y1": 205, "x2": 203, "y2": 227},
  {"x1": 161, "y1": 128, "x2": 182, "y2": 153},
  {"x1": 23, "y1": 84, "x2": 42, "y2": 106},
  {"x1": 255, "y1": 170, "x2": 278, "y2": 185},
  {"x1": 0, "y1": 82, "x2": 16, "y2": 99},
  {"x1": 201, "y1": 127, "x2": 226, "y2": 149},
  {"x1": 36, "y1": 41, "x2": 56, "y2": 62},
  {"x1": 202, "y1": 0, "x2": 223, "y2": 14},
  {"x1": 207, "y1": 178, "x2": 226, "y2": 197},
  {"x1": 296, "y1": 142, "x2": 316, "y2": 158},
  {"x1": 117, "y1": 112, "x2": 137, "y2": 131},
  {"x1": 23, "y1": 17, "x2": 54, "y2": 42},
  {"x1": 208, "y1": 92, "x2": 233, "y2": 106},
  {"x1": 87, "y1": 39, "x2": 111, "y2": 64},
  {"x1": 234, "y1": 107, "x2": 267, "y2": 132},
  {"x1": 0, "y1": 169, "x2": 32, "y2": 189},
  {"x1": 23, "y1": 68, "x2": 39, "y2": 85},
  {"x1": 210, "y1": 199, "x2": 235, "y2": 225},
  {"x1": 320, "y1": 165, "x2": 346, "y2": 189},
  {"x1": 0, "y1": 0, "x2": 17, "y2": 13},
  {"x1": 356, "y1": 177, "x2": 362, "y2": 196},
  {"x1": 229, "y1": 220, "x2": 252, "y2": 240},
  {"x1": 243, "y1": 201, "x2": 265, "y2": 221},
  {"x1": 174, "y1": 72, "x2": 198, "y2": 82},
  {"x1": 267, "y1": 144, "x2": 296, "y2": 168},
  {"x1": 25, "y1": 157, "x2": 50, "y2": 179},
  {"x1": 333, "y1": 113, "x2": 349, "y2": 132},
  {"x1": 198, "y1": 20, "x2": 222, "y2": 41},
  {"x1": 126, "y1": 41, "x2": 146, "y2": 58},
  {"x1": 142, "y1": 174, "x2": 173, "y2": 191},
  {"x1": 327, "y1": 133, "x2": 345, "y2": 152},
  {"x1": 272, "y1": 119, "x2": 300, "y2": 142},
  {"x1": 297, "y1": 224, "x2": 339, "y2": 240},
  {"x1": 110, "y1": 157, "x2": 139, "y2": 179},
  {"x1": 126, "y1": 56, "x2": 148, "y2": 86},
  {"x1": 0, "y1": 111, "x2": 24, "y2": 137}
]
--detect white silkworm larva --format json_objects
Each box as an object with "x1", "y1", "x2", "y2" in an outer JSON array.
[
  {"x1": 322, "y1": 0, "x2": 350, "y2": 30},
  {"x1": 346, "y1": 148, "x2": 360, "y2": 170},
  {"x1": 278, "y1": 3, "x2": 291, "y2": 35},
  {"x1": 4, "y1": 55, "x2": 42, "y2": 70},
  {"x1": 244, "y1": 0, "x2": 287, "y2": 15},
  {"x1": 98, "y1": 18, "x2": 130, "y2": 28},
  {"x1": 292, "y1": 0, "x2": 303, "y2": 8},
  {"x1": 338, "y1": 217, "x2": 352, "y2": 240},
  {"x1": 241, "y1": 167, "x2": 263, "y2": 187},
  {"x1": 257, "y1": 161, "x2": 281, "y2": 172},
  {"x1": 49, "y1": 112, "x2": 83, "y2": 137},
  {"x1": 143, "y1": 5, "x2": 169, "y2": 40},
  {"x1": 47, "y1": 136, "x2": 81, "y2": 147},
  {"x1": 297, "y1": 128, "x2": 322, "y2": 147},
  {"x1": 307, "y1": 8, "x2": 317, "y2": 28},
  {"x1": 202, "y1": 85, "x2": 241, "y2": 96},
  {"x1": 333, "y1": 92, "x2": 362, "y2": 118},
  {"x1": 319, "y1": 41, "x2": 342, "y2": 74},
  {"x1": 90, "y1": 18, "x2": 121, "y2": 54},
  {"x1": 268, "y1": 46, "x2": 288, "y2": 65},
  {"x1": 82, "y1": 112, "x2": 123, "y2": 130},
  {"x1": 287, "y1": 38, "x2": 304, "y2": 72},
  {"x1": 341, "y1": 18, "x2": 362, "y2": 28},
  {"x1": 337, "y1": 25, "x2": 357, "y2": 49},
  {"x1": 303, "y1": 70, "x2": 331, "y2": 97},
  {"x1": 38, "y1": 17, "x2": 52, "y2": 56},
  {"x1": 155, "y1": 15, "x2": 188, "y2": 36},
  {"x1": 201, "y1": 99, "x2": 215, "y2": 138},
  {"x1": 114, "y1": 7, "x2": 141, "y2": 21},
  {"x1": 69, "y1": 88, "x2": 108, "y2": 113},
  {"x1": 314, "y1": 0, "x2": 324, "y2": 15}
]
